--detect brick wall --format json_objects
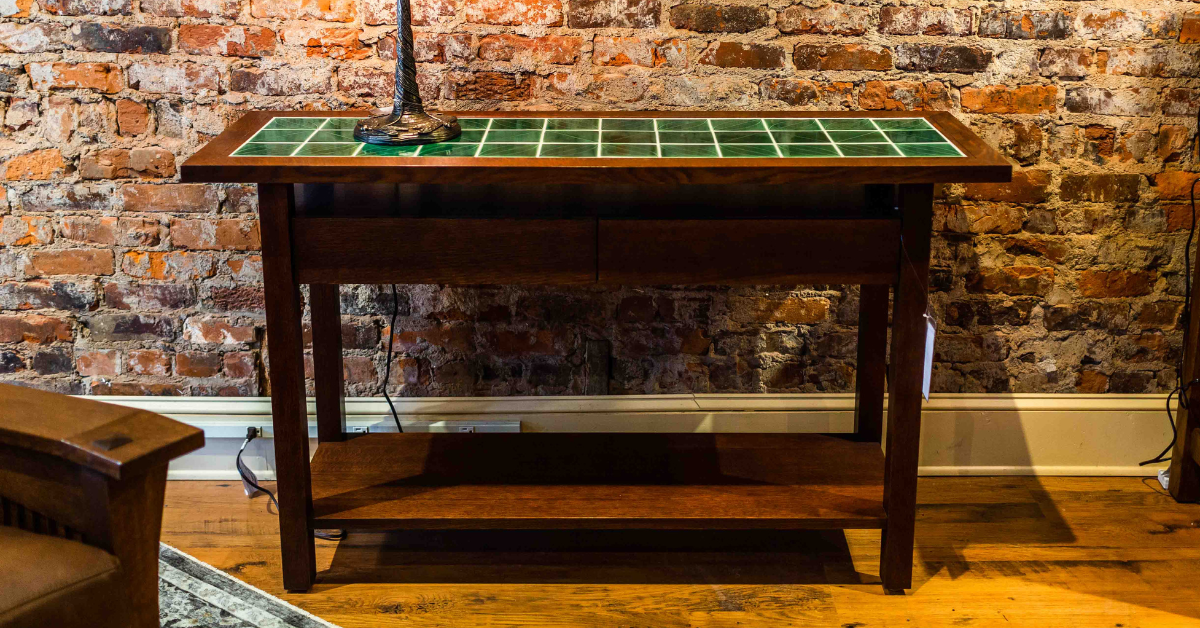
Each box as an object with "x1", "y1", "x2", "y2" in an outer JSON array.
[{"x1": 0, "y1": 0, "x2": 1197, "y2": 396}]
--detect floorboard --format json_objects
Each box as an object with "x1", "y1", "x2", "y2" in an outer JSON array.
[{"x1": 161, "y1": 477, "x2": 1200, "y2": 627}]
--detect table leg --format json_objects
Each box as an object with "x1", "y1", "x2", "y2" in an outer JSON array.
[
  {"x1": 1169, "y1": 248, "x2": 1200, "y2": 501},
  {"x1": 880, "y1": 183, "x2": 933, "y2": 593},
  {"x1": 310, "y1": 284, "x2": 346, "y2": 443},
  {"x1": 854, "y1": 284, "x2": 889, "y2": 443},
  {"x1": 259, "y1": 183, "x2": 316, "y2": 592}
]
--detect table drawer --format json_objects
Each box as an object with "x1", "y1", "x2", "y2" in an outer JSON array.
[
  {"x1": 292, "y1": 217, "x2": 596, "y2": 284},
  {"x1": 598, "y1": 219, "x2": 900, "y2": 285}
]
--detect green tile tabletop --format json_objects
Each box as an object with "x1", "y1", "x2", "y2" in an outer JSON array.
[{"x1": 228, "y1": 114, "x2": 968, "y2": 160}]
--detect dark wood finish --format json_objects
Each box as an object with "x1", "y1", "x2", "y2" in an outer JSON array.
[
  {"x1": 855, "y1": 284, "x2": 890, "y2": 442},
  {"x1": 259, "y1": 183, "x2": 317, "y2": 591},
  {"x1": 0, "y1": 383, "x2": 202, "y2": 627},
  {"x1": 598, "y1": 219, "x2": 901, "y2": 285},
  {"x1": 1170, "y1": 230, "x2": 1200, "y2": 502},
  {"x1": 310, "y1": 284, "x2": 346, "y2": 443},
  {"x1": 181, "y1": 111, "x2": 1011, "y2": 186},
  {"x1": 310, "y1": 433, "x2": 886, "y2": 530},
  {"x1": 879, "y1": 183, "x2": 934, "y2": 592},
  {"x1": 583, "y1": 339, "x2": 611, "y2": 395},
  {"x1": 292, "y1": 217, "x2": 596, "y2": 284}
]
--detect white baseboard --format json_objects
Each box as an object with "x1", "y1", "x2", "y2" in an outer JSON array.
[{"x1": 87, "y1": 393, "x2": 1174, "y2": 480}]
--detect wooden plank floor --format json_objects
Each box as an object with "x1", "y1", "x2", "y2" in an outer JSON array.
[{"x1": 162, "y1": 477, "x2": 1200, "y2": 627}]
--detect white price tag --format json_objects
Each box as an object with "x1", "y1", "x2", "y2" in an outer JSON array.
[{"x1": 922, "y1": 313, "x2": 936, "y2": 401}]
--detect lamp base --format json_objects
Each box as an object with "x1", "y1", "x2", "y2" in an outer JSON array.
[{"x1": 353, "y1": 110, "x2": 461, "y2": 146}]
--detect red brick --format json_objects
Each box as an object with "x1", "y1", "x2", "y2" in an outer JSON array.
[
  {"x1": 463, "y1": 0, "x2": 561, "y2": 25},
  {"x1": 211, "y1": 286, "x2": 264, "y2": 311},
  {"x1": 1157, "y1": 126, "x2": 1190, "y2": 163},
  {"x1": 0, "y1": 314, "x2": 72, "y2": 343},
  {"x1": 961, "y1": 85, "x2": 1056, "y2": 114},
  {"x1": 1164, "y1": 89, "x2": 1200, "y2": 117},
  {"x1": 1076, "y1": 8, "x2": 1163, "y2": 41},
  {"x1": 478, "y1": 35, "x2": 580, "y2": 64},
  {"x1": 0, "y1": 216, "x2": 53, "y2": 245},
  {"x1": 980, "y1": 9, "x2": 1072, "y2": 39},
  {"x1": 141, "y1": 0, "x2": 239, "y2": 17},
  {"x1": 116, "y1": 99, "x2": 150, "y2": 135},
  {"x1": 127, "y1": 61, "x2": 221, "y2": 94},
  {"x1": 76, "y1": 349, "x2": 118, "y2": 377},
  {"x1": 26, "y1": 62, "x2": 122, "y2": 92},
  {"x1": 1076, "y1": 370, "x2": 1108, "y2": 393},
  {"x1": 391, "y1": 324, "x2": 472, "y2": 352},
  {"x1": 68, "y1": 23, "x2": 170, "y2": 53},
  {"x1": 582, "y1": 72, "x2": 649, "y2": 103},
  {"x1": 966, "y1": 266, "x2": 1055, "y2": 296},
  {"x1": 26, "y1": 249, "x2": 114, "y2": 276},
  {"x1": 176, "y1": 351, "x2": 222, "y2": 377},
  {"x1": 592, "y1": 36, "x2": 684, "y2": 68},
  {"x1": 122, "y1": 184, "x2": 219, "y2": 213},
  {"x1": 223, "y1": 352, "x2": 255, "y2": 378},
  {"x1": 1153, "y1": 171, "x2": 1200, "y2": 200},
  {"x1": 342, "y1": 356, "x2": 377, "y2": 384},
  {"x1": 250, "y1": 0, "x2": 354, "y2": 21},
  {"x1": 0, "y1": 22, "x2": 66, "y2": 53},
  {"x1": 569, "y1": 0, "x2": 657, "y2": 28},
  {"x1": 122, "y1": 251, "x2": 216, "y2": 280},
  {"x1": 488, "y1": 329, "x2": 565, "y2": 356},
  {"x1": 879, "y1": 6, "x2": 973, "y2": 36},
  {"x1": 450, "y1": 72, "x2": 532, "y2": 100},
  {"x1": 669, "y1": 3, "x2": 765, "y2": 32},
  {"x1": 1059, "y1": 174, "x2": 1140, "y2": 203},
  {"x1": 170, "y1": 218, "x2": 261, "y2": 251},
  {"x1": 38, "y1": 0, "x2": 129, "y2": 15},
  {"x1": 699, "y1": 42, "x2": 786, "y2": 69},
  {"x1": 337, "y1": 66, "x2": 395, "y2": 97},
  {"x1": 179, "y1": 25, "x2": 276, "y2": 57},
  {"x1": 1183, "y1": 13, "x2": 1200, "y2": 43},
  {"x1": 792, "y1": 44, "x2": 891, "y2": 71},
  {"x1": 230, "y1": 67, "x2": 331, "y2": 95},
  {"x1": 859, "y1": 80, "x2": 952, "y2": 111},
  {"x1": 1107, "y1": 47, "x2": 1198, "y2": 79},
  {"x1": 4, "y1": 149, "x2": 65, "y2": 180},
  {"x1": 1078, "y1": 270, "x2": 1156, "y2": 298},
  {"x1": 729, "y1": 296, "x2": 829, "y2": 324},
  {"x1": 226, "y1": 256, "x2": 262, "y2": 283},
  {"x1": 103, "y1": 282, "x2": 195, "y2": 310},
  {"x1": 895, "y1": 44, "x2": 991, "y2": 73},
  {"x1": 2, "y1": 0, "x2": 35, "y2": 16},
  {"x1": 183, "y1": 317, "x2": 257, "y2": 344},
  {"x1": 291, "y1": 27, "x2": 369, "y2": 60},
  {"x1": 128, "y1": 349, "x2": 171, "y2": 375},
  {"x1": 777, "y1": 3, "x2": 870, "y2": 35},
  {"x1": 1038, "y1": 48, "x2": 1107, "y2": 78},
  {"x1": 0, "y1": 280, "x2": 97, "y2": 311},
  {"x1": 963, "y1": 170, "x2": 1052, "y2": 204},
  {"x1": 1065, "y1": 87, "x2": 1155, "y2": 117},
  {"x1": 80, "y1": 148, "x2": 176, "y2": 179},
  {"x1": 760, "y1": 79, "x2": 853, "y2": 107},
  {"x1": 363, "y1": 0, "x2": 454, "y2": 25}
]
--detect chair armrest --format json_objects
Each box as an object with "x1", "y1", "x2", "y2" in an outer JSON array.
[{"x1": 0, "y1": 384, "x2": 204, "y2": 480}]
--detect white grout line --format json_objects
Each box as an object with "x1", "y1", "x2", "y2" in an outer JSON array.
[
  {"x1": 813, "y1": 119, "x2": 844, "y2": 158},
  {"x1": 474, "y1": 118, "x2": 494, "y2": 158},
  {"x1": 289, "y1": 118, "x2": 330, "y2": 157},
  {"x1": 760, "y1": 118, "x2": 783, "y2": 158},
  {"x1": 536, "y1": 117, "x2": 549, "y2": 158},
  {"x1": 705, "y1": 118, "x2": 724, "y2": 158},
  {"x1": 868, "y1": 118, "x2": 903, "y2": 158},
  {"x1": 652, "y1": 118, "x2": 662, "y2": 158}
]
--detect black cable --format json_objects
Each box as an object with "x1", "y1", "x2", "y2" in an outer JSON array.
[
  {"x1": 381, "y1": 284, "x2": 403, "y2": 433},
  {"x1": 235, "y1": 427, "x2": 346, "y2": 541}
]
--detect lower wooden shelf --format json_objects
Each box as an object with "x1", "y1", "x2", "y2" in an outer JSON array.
[{"x1": 310, "y1": 433, "x2": 886, "y2": 530}]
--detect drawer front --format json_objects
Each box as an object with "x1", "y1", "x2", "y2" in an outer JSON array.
[
  {"x1": 598, "y1": 219, "x2": 900, "y2": 285},
  {"x1": 292, "y1": 218, "x2": 596, "y2": 285}
]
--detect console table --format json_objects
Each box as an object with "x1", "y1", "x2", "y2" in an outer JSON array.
[{"x1": 182, "y1": 111, "x2": 1010, "y2": 593}]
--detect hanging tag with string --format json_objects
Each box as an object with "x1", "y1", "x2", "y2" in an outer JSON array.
[{"x1": 900, "y1": 234, "x2": 936, "y2": 401}]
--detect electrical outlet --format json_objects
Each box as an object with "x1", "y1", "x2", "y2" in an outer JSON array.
[
  {"x1": 457, "y1": 425, "x2": 476, "y2": 433},
  {"x1": 348, "y1": 426, "x2": 369, "y2": 434}
]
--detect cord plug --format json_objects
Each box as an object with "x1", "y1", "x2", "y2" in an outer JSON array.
[{"x1": 246, "y1": 426, "x2": 259, "y2": 441}]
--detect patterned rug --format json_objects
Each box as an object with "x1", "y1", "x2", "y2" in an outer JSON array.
[{"x1": 159, "y1": 544, "x2": 338, "y2": 628}]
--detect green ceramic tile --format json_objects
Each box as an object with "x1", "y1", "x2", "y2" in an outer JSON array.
[
  {"x1": 602, "y1": 143, "x2": 659, "y2": 157},
  {"x1": 295, "y1": 143, "x2": 360, "y2": 157},
  {"x1": 489, "y1": 118, "x2": 545, "y2": 130},
  {"x1": 458, "y1": 118, "x2": 491, "y2": 130},
  {"x1": 769, "y1": 130, "x2": 828, "y2": 144},
  {"x1": 250, "y1": 129, "x2": 317, "y2": 143},
  {"x1": 719, "y1": 144, "x2": 779, "y2": 158},
  {"x1": 486, "y1": 129, "x2": 542, "y2": 143},
  {"x1": 819, "y1": 119, "x2": 876, "y2": 131},
  {"x1": 264, "y1": 117, "x2": 326, "y2": 130},
  {"x1": 657, "y1": 119, "x2": 711, "y2": 131},
  {"x1": 827, "y1": 130, "x2": 887, "y2": 143},
  {"x1": 658, "y1": 131, "x2": 714, "y2": 144},
  {"x1": 417, "y1": 142, "x2": 482, "y2": 157},
  {"x1": 444, "y1": 129, "x2": 486, "y2": 143},
  {"x1": 540, "y1": 143, "x2": 598, "y2": 157},
  {"x1": 310, "y1": 129, "x2": 359, "y2": 142},
  {"x1": 660, "y1": 144, "x2": 719, "y2": 158},
  {"x1": 547, "y1": 118, "x2": 600, "y2": 130},
  {"x1": 478, "y1": 143, "x2": 540, "y2": 157},
  {"x1": 543, "y1": 129, "x2": 600, "y2": 143},
  {"x1": 710, "y1": 119, "x2": 766, "y2": 132},
  {"x1": 838, "y1": 143, "x2": 901, "y2": 157},
  {"x1": 233, "y1": 143, "x2": 300, "y2": 156},
  {"x1": 885, "y1": 129, "x2": 944, "y2": 143},
  {"x1": 601, "y1": 119, "x2": 654, "y2": 131},
  {"x1": 323, "y1": 118, "x2": 361, "y2": 130},
  {"x1": 602, "y1": 130, "x2": 657, "y2": 144},
  {"x1": 897, "y1": 143, "x2": 961, "y2": 157},
  {"x1": 716, "y1": 131, "x2": 773, "y2": 144},
  {"x1": 359, "y1": 143, "x2": 421, "y2": 157},
  {"x1": 765, "y1": 119, "x2": 820, "y2": 131},
  {"x1": 778, "y1": 144, "x2": 840, "y2": 158},
  {"x1": 873, "y1": 118, "x2": 933, "y2": 130}
]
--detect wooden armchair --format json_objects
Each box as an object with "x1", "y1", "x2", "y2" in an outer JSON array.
[{"x1": 0, "y1": 383, "x2": 203, "y2": 628}]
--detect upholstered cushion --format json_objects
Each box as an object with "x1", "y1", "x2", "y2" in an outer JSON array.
[{"x1": 0, "y1": 526, "x2": 126, "y2": 628}]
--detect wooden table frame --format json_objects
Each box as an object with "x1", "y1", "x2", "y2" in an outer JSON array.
[{"x1": 183, "y1": 111, "x2": 1010, "y2": 594}]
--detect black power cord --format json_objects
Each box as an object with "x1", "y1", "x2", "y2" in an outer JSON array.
[
  {"x1": 235, "y1": 427, "x2": 346, "y2": 541},
  {"x1": 381, "y1": 284, "x2": 404, "y2": 433},
  {"x1": 1141, "y1": 107, "x2": 1200, "y2": 467}
]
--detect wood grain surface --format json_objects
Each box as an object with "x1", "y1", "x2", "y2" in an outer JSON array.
[{"x1": 160, "y1": 477, "x2": 1200, "y2": 627}]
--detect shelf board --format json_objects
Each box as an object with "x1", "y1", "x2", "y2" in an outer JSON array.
[{"x1": 310, "y1": 433, "x2": 885, "y2": 530}]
